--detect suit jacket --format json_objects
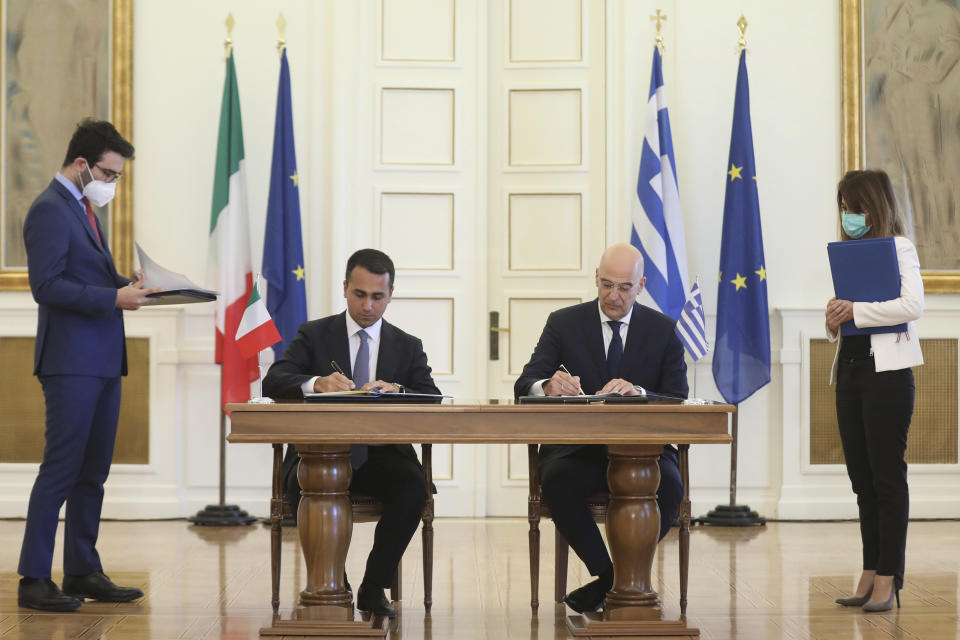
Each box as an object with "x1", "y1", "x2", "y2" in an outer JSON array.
[
  {"x1": 23, "y1": 179, "x2": 130, "y2": 377},
  {"x1": 514, "y1": 299, "x2": 688, "y2": 464},
  {"x1": 263, "y1": 311, "x2": 442, "y2": 462}
]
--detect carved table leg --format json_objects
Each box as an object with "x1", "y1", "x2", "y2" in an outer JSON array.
[
  {"x1": 567, "y1": 444, "x2": 699, "y2": 637},
  {"x1": 260, "y1": 444, "x2": 386, "y2": 637}
]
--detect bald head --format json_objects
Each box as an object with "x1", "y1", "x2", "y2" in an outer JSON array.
[{"x1": 595, "y1": 243, "x2": 646, "y2": 320}]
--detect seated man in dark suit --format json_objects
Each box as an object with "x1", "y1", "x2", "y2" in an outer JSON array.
[
  {"x1": 263, "y1": 249, "x2": 440, "y2": 619},
  {"x1": 514, "y1": 242, "x2": 687, "y2": 613}
]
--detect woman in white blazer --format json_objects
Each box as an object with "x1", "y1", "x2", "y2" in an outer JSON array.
[{"x1": 826, "y1": 170, "x2": 923, "y2": 613}]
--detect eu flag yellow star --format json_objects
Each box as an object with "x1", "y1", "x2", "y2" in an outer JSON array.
[
  {"x1": 718, "y1": 271, "x2": 723, "y2": 283},
  {"x1": 731, "y1": 273, "x2": 747, "y2": 291},
  {"x1": 728, "y1": 163, "x2": 743, "y2": 181},
  {"x1": 292, "y1": 264, "x2": 305, "y2": 281},
  {"x1": 755, "y1": 265, "x2": 766, "y2": 281},
  {"x1": 290, "y1": 172, "x2": 299, "y2": 187}
]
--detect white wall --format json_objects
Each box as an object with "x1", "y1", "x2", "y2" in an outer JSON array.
[{"x1": 1, "y1": 0, "x2": 957, "y2": 519}]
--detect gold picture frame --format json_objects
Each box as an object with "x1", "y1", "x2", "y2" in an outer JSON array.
[
  {"x1": 841, "y1": 0, "x2": 960, "y2": 293},
  {"x1": 0, "y1": 0, "x2": 133, "y2": 291}
]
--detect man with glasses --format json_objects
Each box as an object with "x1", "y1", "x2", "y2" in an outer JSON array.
[
  {"x1": 17, "y1": 119, "x2": 159, "y2": 612},
  {"x1": 515, "y1": 242, "x2": 688, "y2": 613}
]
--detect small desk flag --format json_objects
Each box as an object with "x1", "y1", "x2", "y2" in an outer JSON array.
[
  {"x1": 631, "y1": 46, "x2": 689, "y2": 320},
  {"x1": 712, "y1": 50, "x2": 770, "y2": 405},
  {"x1": 236, "y1": 285, "x2": 282, "y2": 360},
  {"x1": 675, "y1": 280, "x2": 708, "y2": 361}
]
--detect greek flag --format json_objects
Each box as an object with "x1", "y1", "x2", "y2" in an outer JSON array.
[
  {"x1": 675, "y1": 279, "x2": 708, "y2": 361},
  {"x1": 631, "y1": 46, "x2": 689, "y2": 320}
]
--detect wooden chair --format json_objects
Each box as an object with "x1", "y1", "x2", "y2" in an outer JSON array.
[
  {"x1": 269, "y1": 444, "x2": 435, "y2": 613},
  {"x1": 526, "y1": 443, "x2": 691, "y2": 614}
]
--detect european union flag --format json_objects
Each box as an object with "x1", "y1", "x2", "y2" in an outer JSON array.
[
  {"x1": 262, "y1": 49, "x2": 307, "y2": 359},
  {"x1": 712, "y1": 50, "x2": 770, "y2": 405}
]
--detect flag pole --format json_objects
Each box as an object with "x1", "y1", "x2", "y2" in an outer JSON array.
[
  {"x1": 695, "y1": 16, "x2": 765, "y2": 528},
  {"x1": 188, "y1": 14, "x2": 257, "y2": 527}
]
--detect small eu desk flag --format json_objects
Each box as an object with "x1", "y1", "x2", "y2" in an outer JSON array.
[
  {"x1": 262, "y1": 48, "x2": 307, "y2": 359},
  {"x1": 712, "y1": 50, "x2": 770, "y2": 405}
]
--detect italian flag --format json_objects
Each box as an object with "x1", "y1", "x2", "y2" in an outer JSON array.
[
  {"x1": 207, "y1": 51, "x2": 257, "y2": 409},
  {"x1": 235, "y1": 285, "x2": 282, "y2": 360}
]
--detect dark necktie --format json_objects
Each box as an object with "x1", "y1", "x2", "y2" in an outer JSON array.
[
  {"x1": 607, "y1": 320, "x2": 623, "y2": 378},
  {"x1": 82, "y1": 197, "x2": 102, "y2": 246},
  {"x1": 349, "y1": 330, "x2": 371, "y2": 469}
]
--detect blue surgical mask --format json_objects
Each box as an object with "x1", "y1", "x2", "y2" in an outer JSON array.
[{"x1": 841, "y1": 212, "x2": 871, "y2": 239}]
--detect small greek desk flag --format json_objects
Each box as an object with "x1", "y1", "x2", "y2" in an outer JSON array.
[{"x1": 675, "y1": 279, "x2": 708, "y2": 361}]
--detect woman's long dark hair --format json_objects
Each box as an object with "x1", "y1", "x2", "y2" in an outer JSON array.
[{"x1": 836, "y1": 169, "x2": 908, "y2": 240}]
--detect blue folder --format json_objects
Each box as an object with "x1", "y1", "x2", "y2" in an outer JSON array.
[{"x1": 827, "y1": 237, "x2": 907, "y2": 336}]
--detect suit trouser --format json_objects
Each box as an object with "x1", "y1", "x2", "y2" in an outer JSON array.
[
  {"x1": 19, "y1": 375, "x2": 122, "y2": 579},
  {"x1": 539, "y1": 444, "x2": 683, "y2": 577},
  {"x1": 836, "y1": 358, "x2": 914, "y2": 589},
  {"x1": 285, "y1": 445, "x2": 427, "y2": 590}
]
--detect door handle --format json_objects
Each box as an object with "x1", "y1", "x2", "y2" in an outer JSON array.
[{"x1": 489, "y1": 311, "x2": 510, "y2": 360}]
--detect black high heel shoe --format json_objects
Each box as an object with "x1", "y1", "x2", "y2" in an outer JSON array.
[
  {"x1": 862, "y1": 587, "x2": 900, "y2": 612},
  {"x1": 835, "y1": 584, "x2": 873, "y2": 607}
]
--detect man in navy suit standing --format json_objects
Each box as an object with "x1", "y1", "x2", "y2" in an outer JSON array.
[
  {"x1": 263, "y1": 249, "x2": 440, "y2": 619},
  {"x1": 18, "y1": 119, "x2": 161, "y2": 612},
  {"x1": 515, "y1": 242, "x2": 688, "y2": 613}
]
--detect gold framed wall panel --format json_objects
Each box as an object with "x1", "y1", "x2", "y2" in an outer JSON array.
[
  {"x1": 0, "y1": 336, "x2": 149, "y2": 464},
  {"x1": 810, "y1": 338, "x2": 958, "y2": 465},
  {"x1": 0, "y1": 0, "x2": 136, "y2": 291},
  {"x1": 841, "y1": 0, "x2": 960, "y2": 293}
]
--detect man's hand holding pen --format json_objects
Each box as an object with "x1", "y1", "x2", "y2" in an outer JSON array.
[{"x1": 543, "y1": 365, "x2": 583, "y2": 396}]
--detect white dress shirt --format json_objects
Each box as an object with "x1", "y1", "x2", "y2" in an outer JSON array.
[
  {"x1": 301, "y1": 314, "x2": 384, "y2": 393},
  {"x1": 529, "y1": 301, "x2": 635, "y2": 395}
]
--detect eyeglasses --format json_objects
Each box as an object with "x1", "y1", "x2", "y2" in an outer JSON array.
[
  {"x1": 599, "y1": 278, "x2": 637, "y2": 293},
  {"x1": 94, "y1": 163, "x2": 123, "y2": 183}
]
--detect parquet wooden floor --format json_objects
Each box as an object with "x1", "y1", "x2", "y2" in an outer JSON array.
[{"x1": 0, "y1": 519, "x2": 958, "y2": 639}]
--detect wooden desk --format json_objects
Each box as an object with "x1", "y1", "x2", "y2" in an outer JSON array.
[{"x1": 227, "y1": 401, "x2": 733, "y2": 637}]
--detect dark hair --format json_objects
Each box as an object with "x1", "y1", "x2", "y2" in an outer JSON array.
[
  {"x1": 61, "y1": 118, "x2": 135, "y2": 168},
  {"x1": 345, "y1": 249, "x2": 395, "y2": 287},
  {"x1": 836, "y1": 169, "x2": 907, "y2": 240}
]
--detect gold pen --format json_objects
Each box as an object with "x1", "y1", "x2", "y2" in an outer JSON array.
[{"x1": 559, "y1": 364, "x2": 586, "y2": 396}]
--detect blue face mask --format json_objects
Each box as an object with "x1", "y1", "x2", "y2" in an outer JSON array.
[{"x1": 841, "y1": 212, "x2": 871, "y2": 239}]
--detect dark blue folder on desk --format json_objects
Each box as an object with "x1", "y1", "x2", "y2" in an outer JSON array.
[{"x1": 827, "y1": 237, "x2": 906, "y2": 336}]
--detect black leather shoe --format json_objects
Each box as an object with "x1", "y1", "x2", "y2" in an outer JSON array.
[
  {"x1": 62, "y1": 571, "x2": 143, "y2": 602},
  {"x1": 356, "y1": 583, "x2": 397, "y2": 618},
  {"x1": 564, "y1": 578, "x2": 608, "y2": 613},
  {"x1": 18, "y1": 578, "x2": 82, "y2": 612}
]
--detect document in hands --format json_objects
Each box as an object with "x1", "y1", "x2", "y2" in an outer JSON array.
[{"x1": 137, "y1": 243, "x2": 218, "y2": 305}]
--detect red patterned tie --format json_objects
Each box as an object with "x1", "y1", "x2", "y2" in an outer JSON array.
[{"x1": 82, "y1": 197, "x2": 102, "y2": 246}]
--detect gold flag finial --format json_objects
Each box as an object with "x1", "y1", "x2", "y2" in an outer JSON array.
[
  {"x1": 650, "y1": 10, "x2": 667, "y2": 54},
  {"x1": 736, "y1": 14, "x2": 748, "y2": 52},
  {"x1": 224, "y1": 13, "x2": 235, "y2": 60},
  {"x1": 277, "y1": 13, "x2": 287, "y2": 56}
]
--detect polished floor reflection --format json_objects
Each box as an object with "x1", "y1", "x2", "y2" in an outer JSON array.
[{"x1": 0, "y1": 519, "x2": 958, "y2": 639}]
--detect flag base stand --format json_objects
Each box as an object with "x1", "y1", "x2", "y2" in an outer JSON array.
[
  {"x1": 188, "y1": 504, "x2": 257, "y2": 526},
  {"x1": 694, "y1": 504, "x2": 766, "y2": 527}
]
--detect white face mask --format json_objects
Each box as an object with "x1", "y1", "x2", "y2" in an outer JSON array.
[{"x1": 80, "y1": 164, "x2": 117, "y2": 207}]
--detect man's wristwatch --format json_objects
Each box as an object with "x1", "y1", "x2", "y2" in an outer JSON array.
[{"x1": 394, "y1": 383, "x2": 405, "y2": 394}]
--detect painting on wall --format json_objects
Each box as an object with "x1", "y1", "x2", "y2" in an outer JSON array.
[
  {"x1": 842, "y1": 0, "x2": 960, "y2": 293},
  {"x1": 0, "y1": 0, "x2": 133, "y2": 291}
]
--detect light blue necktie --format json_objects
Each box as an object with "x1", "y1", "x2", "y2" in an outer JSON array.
[{"x1": 349, "y1": 330, "x2": 370, "y2": 469}]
